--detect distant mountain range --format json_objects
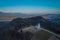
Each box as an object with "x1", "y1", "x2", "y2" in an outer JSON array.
[
  {"x1": 0, "y1": 12, "x2": 60, "y2": 18},
  {"x1": 0, "y1": 12, "x2": 44, "y2": 18},
  {"x1": 42, "y1": 14, "x2": 60, "y2": 25},
  {"x1": 0, "y1": 12, "x2": 28, "y2": 18}
]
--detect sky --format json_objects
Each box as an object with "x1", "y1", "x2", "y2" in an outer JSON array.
[{"x1": 0, "y1": 0, "x2": 60, "y2": 14}]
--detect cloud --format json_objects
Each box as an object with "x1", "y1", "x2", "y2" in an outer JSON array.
[{"x1": 0, "y1": 6, "x2": 60, "y2": 14}]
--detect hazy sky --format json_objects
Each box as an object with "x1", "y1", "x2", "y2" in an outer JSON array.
[{"x1": 0, "y1": 0, "x2": 60, "y2": 14}]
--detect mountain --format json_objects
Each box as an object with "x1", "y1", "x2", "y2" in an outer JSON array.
[
  {"x1": 0, "y1": 12, "x2": 28, "y2": 18},
  {"x1": 40, "y1": 14, "x2": 60, "y2": 35},
  {"x1": 42, "y1": 14, "x2": 60, "y2": 26},
  {"x1": 0, "y1": 12, "x2": 42, "y2": 18},
  {"x1": 0, "y1": 14, "x2": 60, "y2": 34},
  {"x1": 0, "y1": 14, "x2": 60, "y2": 40},
  {"x1": 0, "y1": 16, "x2": 46, "y2": 34}
]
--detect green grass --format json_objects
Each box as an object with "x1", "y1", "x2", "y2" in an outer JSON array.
[{"x1": 32, "y1": 30, "x2": 53, "y2": 40}]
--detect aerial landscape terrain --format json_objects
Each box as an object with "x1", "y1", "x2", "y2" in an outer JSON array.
[
  {"x1": 0, "y1": 0, "x2": 60, "y2": 40},
  {"x1": 0, "y1": 12, "x2": 60, "y2": 40}
]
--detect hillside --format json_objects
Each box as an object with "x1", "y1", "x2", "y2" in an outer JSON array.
[{"x1": 0, "y1": 14, "x2": 60, "y2": 40}]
